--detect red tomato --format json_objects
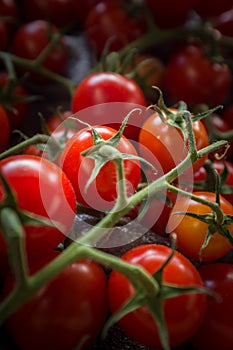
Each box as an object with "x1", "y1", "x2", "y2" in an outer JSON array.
[
  {"x1": 71, "y1": 72, "x2": 147, "y2": 140},
  {"x1": 0, "y1": 104, "x2": 10, "y2": 152},
  {"x1": 85, "y1": 1, "x2": 146, "y2": 56},
  {"x1": 138, "y1": 108, "x2": 209, "y2": 176},
  {"x1": 0, "y1": 155, "x2": 76, "y2": 259},
  {"x1": 164, "y1": 45, "x2": 232, "y2": 106},
  {"x1": 191, "y1": 263, "x2": 233, "y2": 350},
  {"x1": 0, "y1": 72, "x2": 28, "y2": 129},
  {"x1": 12, "y1": 20, "x2": 68, "y2": 81},
  {"x1": 167, "y1": 191, "x2": 233, "y2": 262},
  {"x1": 108, "y1": 244, "x2": 206, "y2": 348},
  {"x1": 194, "y1": 160, "x2": 233, "y2": 205},
  {"x1": 3, "y1": 254, "x2": 108, "y2": 350},
  {"x1": 144, "y1": 0, "x2": 197, "y2": 28},
  {"x1": 60, "y1": 125, "x2": 141, "y2": 210},
  {"x1": 194, "y1": 0, "x2": 233, "y2": 17}
]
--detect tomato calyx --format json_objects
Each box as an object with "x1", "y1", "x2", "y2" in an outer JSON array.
[{"x1": 103, "y1": 236, "x2": 212, "y2": 350}]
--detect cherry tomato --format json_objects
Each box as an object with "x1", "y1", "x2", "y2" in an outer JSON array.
[
  {"x1": 0, "y1": 105, "x2": 10, "y2": 153},
  {"x1": 194, "y1": 159, "x2": 233, "y2": 205},
  {"x1": 0, "y1": 72, "x2": 28, "y2": 130},
  {"x1": 138, "y1": 108, "x2": 209, "y2": 176},
  {"x1": 85, "y1": 1, "x2": 146, "y2": 56},
  {"x1": 3, "y1": 253, "x2": 108, "y2": 350},
  {"x1": 194, "y1": 0, "x2": 233, "y2": 17},
  {"x1": 167, "y1": 191, "x2": 233, "y2": 262},
  {"x1": 0, "y1": 155, "x2": 76, "y2": 259},
  {"x1": 164, "y1": 45, "x2": 232, "y2": 106},
  {"x1": 60, "y1": 125, "x2": 141, "y2": 210},
  {"x1": 191, "y1": 263, "x2": 233, "y2": 350},
  {"x1": 108, "y1": 244, "x2": 206, "y2": 348},
  {"x1": 71, "y1": 72, "x2": 147, "y2": 140},
  {"x1": 12, "y1": 20, "x2": 68, "y2": 81},
  {"x1": 144, "y1": 0, "x2": 197, "y2": 28}
]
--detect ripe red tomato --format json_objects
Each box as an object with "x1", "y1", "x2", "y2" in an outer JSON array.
[
  {"x1": 3, "y1": 254, "x2": 108, "y2": 350},
  {"x1": 138, "y1": 108, "x2": 209, "y2": 176},
  {"x1": 71, "y1": 72, "x2": 147, "y2": 140},
  {"x1": 85, "y1": 1, "x2": 146, "y2": 56},
  {"x1": 0, "y1": 104, "x2": 10, "y2": 153},
  {"x1": 0, "y1": 72, "x2": 28, "y2": 129},
  {"x1": 191, "y1": 263, "x2": 233, "y2": 350},
  {"x1": 164, "y1": 45, "x2": 232, "y2": 106},
  {"x1": 12, "y1": 20, "x2": 68, "y2": 80},
  {"x1": 194, "y1": 159, "x2": 233, "y2": 205},
  {"x1": 194, "y1": 0, "x2": 233, "y2": 17},
  {"x1": 108, "y1": 244, "x2": 206, "y2": 348},
  {"x1": 0, "y1": 155, "x2": 76, "y2": 259},
  {"x1": 144, "y1": 0, "x2": 197, "y2": 28},
  {"x1": 60, "y1": 125, "x2": 141, "y2": 210},
  {"x1": 167, "y1": 191, "x2": 233, "y2": 262}
]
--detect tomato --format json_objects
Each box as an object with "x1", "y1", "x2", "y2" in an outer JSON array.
[
  {"x1": 0, "y1": 155, "x2": 76, "y2": 259},
  {"x1": 0, "y1": 105, "x2": 10, "y2": 153},
  {"x1": 194, "y1": 0, "x2": 233, "y2": 17},
  {"x1": 85, "y1": 1, "x2": 146, "y2": 56},
  {"x1": 164, "y1": 45, "x2": 232, "y2": 106},
  {"x1": 138, "y1": 108, "x2": 209, "y2": 176},
  {"x1": 194, "y1": 159, "x2": 233, "y2": 205},
  {"x1": 12, "y1": 20, "x2": 68, "y2": 81},
  {"x1": 60, "y1": 125, "x2": 141, "y2": 210},
  {"x1": 71, "y1": 72, "x2": 147, "y2": 140},
  {"x1": 191, "y1": 263, "x2": 233, "y2": 350},
  {"x1": 167, "y1": 191, "x2": 233, "y2": 262},
  {"x1": 108, "y1": 244, "x2": 206, "y2": 348},
  {"x1": 144, "y1": 0, "x2": 197, "y2": 28},
  {"x1": 0, "y1": 72, "x2": 28, "y2": 130},
  {"x1": 3, "y1": 253, "x2": 108, "y2": 350}
]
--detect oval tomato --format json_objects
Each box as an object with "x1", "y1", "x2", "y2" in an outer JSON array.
[
  {"x1": 164, "y1": 45, "x2": 232, "y2": 106},
  {"x1": 0, "y1": 155, "x2": 76, "y2": 259},
  {"x1": 12, "y1": 20, "x2": 68, "y2": 80},
  {"x1": 60, "y1": 125, "x2": 141, "y2": 211},
  {"x1": 191, "y1": 263, "x2": 233, "y2": 350},
  {"x1": 167, "y1": 191, "x2": 233, "y2": 262},
  {"x1": 108, "y1": 244, "x2": 206, "y2": 348},
  {"x1": 0, "y1": 104, "x2": 10, "y2": 153},
  {"x1": 138, "y1": 108, "x2": 209, "y2": 176},
  {"x1": 3, "y1": 254, "x2": 108, "y2": 350}
]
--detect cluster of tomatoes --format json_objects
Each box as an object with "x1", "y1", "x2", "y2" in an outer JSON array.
[{"x1": 1, "y1": 0, "x2": 233, "y2": 350}]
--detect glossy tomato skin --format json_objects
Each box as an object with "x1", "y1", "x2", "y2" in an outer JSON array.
[
  {"x1": 167, "y1": 191, "x2": 233, "y2": 262},
  {"x1": 138, "y1": 108, "x2": 209, "y2": 176},
  {"x1": 108, "y1": 244, "x2": 206, "y2": 348},
  {"x1": 0, "y1": 104, "x2": 10, "y2": 152},
  {"x1": 12, "y1": 20, "x2": 68, "y2": 80},
  {"x1": 0, "y1": 72, "x2": 28, "y2": 129},
  {"x1": 164, "y1": 45, "x2": 232, "y2": 106},
  {"x1": 0, "y1": 155, "x2": 76, "y2": 259},
  {"x1": 85, "y1": 1, "x2": 146, "y2": 56},
  {"x1": 191, "y1": 263, "x2": 233, "y2": 350},
  {"x1": 60, "y1": 126, "x2": 141, "y2": 211},
  {"x1": 3, "y1": 254, "x2": 108, "y2": 350}
]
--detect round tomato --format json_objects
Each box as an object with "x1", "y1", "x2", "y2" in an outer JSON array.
[
  {"x1": 85, "y1": 1, "x2": 146, "y2": 56},
  {"x1": 60, "y1": 125, "x2": 141, "y2": 211},
  {"x1": 108, "y1": 244, "x2": 206, "y2": 348},
  {"x1": 0, "y1": 155, "x2": 76, "y2": 259},
  {"x1": 167, "y1": 191, "x2": 233, "y2": 262},
  {"x1": 3, "y1": 253, "x2": 108, "y2": 350},
  {"x1": 164, "y1": 45, "x2": 232, "y2": 106},
  {"x1": 0, "y1": 104, "x2": 10, "y2": 153},
  {"x1": 12, "y1": 20, "x2": 68, "y2": 80},
  {"x1": 138, "y1": 108, "x2": 209, "y2": 176},
  {"x1": 191, "y1": 263, "x2": 233, "y2": 350},
  {"x1": 71, "y1": 72, "x2": 147, "y2": 140},
  {"x1": 0, "y1": 72, "x2": 28, "y2": 130}
]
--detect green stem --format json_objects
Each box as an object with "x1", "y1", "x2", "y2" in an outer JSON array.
[{"x1": 114, "y1": 158, "x2": 129, "y2": 209}]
